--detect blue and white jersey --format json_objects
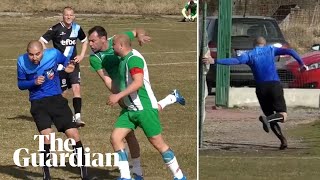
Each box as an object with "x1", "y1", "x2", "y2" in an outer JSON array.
[
  {"x1": 40, "y1": 22, "x2": 87, "y2": 61},
  {"x1": 17, "y1": 48, "x2": 69, "y2": 101}
]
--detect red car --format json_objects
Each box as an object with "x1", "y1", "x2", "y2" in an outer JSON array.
[{"x1": 287, "y1": 46, "x2": 320, "y2": 88}]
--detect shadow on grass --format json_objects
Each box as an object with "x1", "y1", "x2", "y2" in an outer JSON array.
[
  {"x1": 7, "y1": 115, "x2": 34, "y2": 122},
  {"x1": 0, "y1": 164, "x2": 118, "y2": 180},
  {"x1": 203, "y1": 141, "x2": 308, "y2": 151},
  {"x1": 58, "y1": 163, "x2": 119, "y2": 180},
  {"x1": 0, "y1": 165, "x2": 45, "y2": 180}
]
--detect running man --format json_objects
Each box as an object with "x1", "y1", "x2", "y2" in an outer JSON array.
[
  {"x1": 88, "y1": 26, "x2": 186, "y2": 179},
  {"x1": 39, "y1": 6, "x2": 88, "y2": 127},
  {"x1": 108, "y1": 34, "x2": 187, "y2": 180},
  {"x1": 214, "y1": 37, "x2": 308, "y2": 150},
  {"x1": 17, "y1": 40, "x2": 90, "y2": 180}
]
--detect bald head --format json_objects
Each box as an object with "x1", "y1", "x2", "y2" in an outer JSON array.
[
  {"x1": 114, "y1": 34, "x2": 131, "y2": 47},
  {"x1": 113, "y1": 34, "x2": 132, "y2": 57},
  {"x1": 27, "y1": 40, "x2": 43, "y2": 52},
  {"x1": 27, "y1": 40, "x2": 44, "y2": 64},
  {"x1": 253, "y1": 36, "x2": 267, "y2": 47}
]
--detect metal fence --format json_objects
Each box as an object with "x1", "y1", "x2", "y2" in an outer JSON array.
[{"x1": 204, "y1": 0, "x2": 320, "y2": 90}]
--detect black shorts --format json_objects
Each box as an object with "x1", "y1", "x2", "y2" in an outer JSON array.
[
  {"x1": 256, "y1": 81, "x2": 287, "y2": 116},
  {"x1": 30, "y1": 95, "x2": 77, "y2": 132},
  {"x1": 59, "y1": 63, "x2": 81, "y2": 91}
]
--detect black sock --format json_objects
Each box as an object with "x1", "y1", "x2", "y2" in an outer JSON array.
[
  {"x1": 42, "y1": 144, "x2": 51, "y2": 180},
  {"x1": 270, "y1": 122, "x2": 286, "y2": 144},
  {"x1": 267, "y1": 113, "x2": 284, "y2": 123},
  {"x1": 73, "y1": 141, "x2": 88, "y2": 178},
  {"x1": 73, "y1": 97, "x2": 82, "y2": 114}
]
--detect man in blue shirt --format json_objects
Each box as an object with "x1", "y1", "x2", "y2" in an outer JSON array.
[
  {"x1": 17, "y1": 40, "x2": 90, "y2": 180},
  {"x1": 215, "y1": 37, "x2": 308, "y2": 150}
]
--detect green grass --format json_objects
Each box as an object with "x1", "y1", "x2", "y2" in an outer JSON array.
[
  {"x1": 289, "y1": 120, "x2": 320, "y2": 155},
  {"x1": 0, "y1": 15, "x2": 197, "y2": 180},
  {"x1": 199, "y1": 120, "x2": 320, "y2": 180}
]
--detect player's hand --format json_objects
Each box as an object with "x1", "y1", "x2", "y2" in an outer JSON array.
[
  {"x1": 202, "y1": 50, "x2": 214, "y2": 64},
  {"x1": 35, "y1": 76, "x2": 45, "y2": 85},
  {"x1": 108, "y1": 94, "x2": 121, "y2": 106},
  {"x1": 65, "y1": 61, "x2": 75, "y2": 73},
  {"x1": 202, "y1": 57, "x2": 214, "y2": 65},
  {"x1": 300, "y1": 64, "x2": 309, "y2": 72},
  {"x1": 137, "y1": 34, "x2": 151, "y2": 46},
  {"x1": 73, "y1": 55, "x2": 84, "y2": 63}
]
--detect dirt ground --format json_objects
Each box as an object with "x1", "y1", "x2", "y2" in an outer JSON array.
[{"x1": 201, "y1": 95, "x2": 320, "y2": 152}]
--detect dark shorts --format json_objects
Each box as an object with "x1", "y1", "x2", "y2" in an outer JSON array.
[
  {"x1": 256, "y1": 81, "x2": 287, "y2": 116},
  {"x1": 30, "y1": 95, "x2": 77, "y2": 132},
  {"x1": 59, "y1": 63, "x2": 81, "y2": 91}
]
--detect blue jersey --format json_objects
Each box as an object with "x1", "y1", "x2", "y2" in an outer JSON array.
[
  {"x1": 17, "y1": 48, "x2": 69, "y2": 101},
  {"x1": 216, "y1": 46, "x2": 304, "y2": 83}
]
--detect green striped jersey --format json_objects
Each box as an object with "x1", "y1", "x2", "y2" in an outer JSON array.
[{"x1": 118, "y1": 49, "x2": 158, "y2": 111}]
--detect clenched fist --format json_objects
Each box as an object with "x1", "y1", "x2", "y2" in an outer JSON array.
[{"x1": 35, "y1": 76, "x2": 45, "y2": 85}]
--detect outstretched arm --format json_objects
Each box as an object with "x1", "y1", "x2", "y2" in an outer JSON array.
[
  {"x1": 274, "y1": 48, "x2": 304, "y2": 66},
  {"x1": 216, "y1": 53, "x2": 250, "y2": 65}
]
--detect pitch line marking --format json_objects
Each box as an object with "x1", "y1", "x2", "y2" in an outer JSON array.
[
  {"x1": 0, "y1": 61, "x2": 196, "y2": 68},
  {"x1": 3, "y1": 50, "x2": 196, "y2": 61},
  {"x1": 204, "y1": 156, "x2": 320, "y2": 160}
]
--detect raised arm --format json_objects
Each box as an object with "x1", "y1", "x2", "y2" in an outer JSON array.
[{"x1": 131, "y1": 28, "x2": 151, "y2": 46}]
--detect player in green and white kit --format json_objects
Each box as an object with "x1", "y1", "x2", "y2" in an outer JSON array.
[
  {"x1": 181, "y1": 0, "x2": 198, "y2": 22},
  {"x1": 108, "y1": 34, "x2": 186, "y2": 180},
  {"x1": 87, "y1": 26, "x2": 185, "y2": 180}
]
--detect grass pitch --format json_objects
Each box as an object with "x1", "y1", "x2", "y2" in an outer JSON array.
[{"x1": 0, "y1": 15, "x2": 197, "y2": 180}]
